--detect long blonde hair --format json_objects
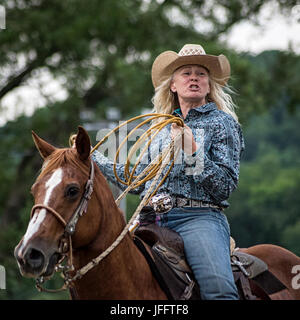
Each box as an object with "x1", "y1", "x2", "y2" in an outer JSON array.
[{"x1": 151, "y1": 73, "x2": 239, "y2": 124}]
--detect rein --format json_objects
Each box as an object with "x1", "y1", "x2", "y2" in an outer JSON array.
[
  {"x1": 32, "y1": 161, "x2": 95, "y2": 292},
  {"x1": 33, "y1": 113, "x2": 184, "y2": 293}
]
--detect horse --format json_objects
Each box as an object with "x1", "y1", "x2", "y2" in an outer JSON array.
[{"x1": 14, "y1": 127, "x2": 300, "y2": 300}]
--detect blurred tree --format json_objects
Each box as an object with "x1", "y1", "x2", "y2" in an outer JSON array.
[
  {"x1": 282, "y1": 221, "x2": 300, "y2": 256},
  {"x1": 0, "y1": 0, "x2": 298, "y2": 116},
  {"x1": 227, "y1": 105, "x2": 300, "y2": 254}
]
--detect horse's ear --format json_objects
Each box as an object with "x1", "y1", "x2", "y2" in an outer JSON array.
[
  {"x1": 76, "y1": 126, "x2": 91, "y2": 161},
  {"x1": 32, "y1": 131, "x2": 56, "y2": 159}
]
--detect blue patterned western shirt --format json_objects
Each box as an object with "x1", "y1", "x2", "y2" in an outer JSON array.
[{"x1": 92, "y1": 102, "x2": 245, "y2": 208}]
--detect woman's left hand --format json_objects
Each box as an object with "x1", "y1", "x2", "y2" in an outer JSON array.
[{"x1": 171, "y1": 123, "x2": 198, "y2": 155}]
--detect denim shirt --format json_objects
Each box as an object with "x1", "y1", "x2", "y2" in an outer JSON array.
[{"x1": 92, "y1": 102, "x2": 245, "y2": 208}]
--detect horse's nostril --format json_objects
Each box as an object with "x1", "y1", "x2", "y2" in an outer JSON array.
[{"x1": 25, "y1": 248, "x2": 45, "y2": 269}]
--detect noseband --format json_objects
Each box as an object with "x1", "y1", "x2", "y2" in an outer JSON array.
[{"x1": 30, "y1": 160, "x2": 95, "y2": 292}]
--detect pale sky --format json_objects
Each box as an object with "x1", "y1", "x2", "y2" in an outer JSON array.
[
  {"x1": 221, "y1": 3, "x2": 300, "y2": 54},
  {"x1": 0, "y1": 3, "x2": 299, "y2": 127}
]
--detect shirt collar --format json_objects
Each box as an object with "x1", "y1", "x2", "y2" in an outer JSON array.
[
  {"x1": 173, "y1": 108, "x2": 182, "y2": 117},
  {"x1": 172, "y1": 102, "x2": 217, "y2": 116},
  {"x1": 194, "y1": 102, "x2": 217, "y2": 113}
]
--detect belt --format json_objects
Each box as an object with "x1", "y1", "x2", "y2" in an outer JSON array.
[
  {"x1": 174, "y1": 197, "x2": 223, "y2": 211},
  {"x1": 149, "y1": 194, "x2": 224, "y2": 213}
]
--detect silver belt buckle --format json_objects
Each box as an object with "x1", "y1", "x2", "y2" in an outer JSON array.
[{"x1": 149, "y1": 194, "x2": 173, "y2": 213}]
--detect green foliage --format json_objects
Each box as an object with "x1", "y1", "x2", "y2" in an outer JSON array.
[
  {"x1": 126, "y1": 193, "x2": 141, "y2": 221},
  {"x1": 281, "y1": 221, "x2": 300, "y2": 256},
  {"x1": 227, "y1": 105, "x2": 300, "y2": 255}
]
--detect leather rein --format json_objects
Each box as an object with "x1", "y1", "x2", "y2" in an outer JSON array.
[{"x1": 30, "y1": 160, "x2": 95, "y2": 292}]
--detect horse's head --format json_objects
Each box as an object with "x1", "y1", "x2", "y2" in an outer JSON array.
[{"x1": 14, "y1": 127, "x2": 101, "y2": 279}]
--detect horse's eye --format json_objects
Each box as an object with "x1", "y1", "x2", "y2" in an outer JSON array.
[{"x1": 65, "y1": 185, "x2": 80, "y2": 199}]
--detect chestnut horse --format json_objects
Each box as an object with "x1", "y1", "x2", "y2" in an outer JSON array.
[{"x1": 15, "y1": 127, "x2": 300, "y2": 299}]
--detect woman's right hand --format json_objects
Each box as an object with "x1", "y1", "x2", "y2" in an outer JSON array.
[{"x1": 171, "y1": 123, "x2": 198, "y2": 155}]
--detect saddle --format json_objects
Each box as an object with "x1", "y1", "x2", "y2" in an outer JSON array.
[{"x1": 134, "y1": 223, "x2": 286, "y2": 300}]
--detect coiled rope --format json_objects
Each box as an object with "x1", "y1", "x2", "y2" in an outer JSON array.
[
  {"x1": 91, "y1": 113, "x2": 184, "y2": 200},
  {"x1": 66, "y1": 113, "x2": 185, "y2": 284}
]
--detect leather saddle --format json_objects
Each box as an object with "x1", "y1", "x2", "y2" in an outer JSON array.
[{"x1": 134, "y1": 223, "x2": 286, "y2": 300}]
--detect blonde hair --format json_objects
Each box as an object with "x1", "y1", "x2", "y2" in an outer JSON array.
[{"x1": 151, "y1": 73, "x2": 239, "y2": 124}]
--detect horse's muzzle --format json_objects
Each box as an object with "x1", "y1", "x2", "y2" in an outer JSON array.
[{"x1": 14, "y1": 241, "x2": 60, "y2": 278}]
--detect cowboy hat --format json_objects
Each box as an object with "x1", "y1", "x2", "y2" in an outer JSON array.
[{"x1": 151, "y1": 44, "x2": 230, "y2": 88}]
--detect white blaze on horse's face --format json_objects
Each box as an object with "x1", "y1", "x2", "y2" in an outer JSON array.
[{"x1": 22, "y1": 168, "x2": 63, "y2": 249}]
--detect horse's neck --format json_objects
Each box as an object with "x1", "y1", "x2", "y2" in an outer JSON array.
[
  {"x1": 71, "y1": 208, "x2": 162, "y2": 299},
  {"x1": 70, "y1": 172, "x2": 166, "y2": 299},
  {"x1": 72, "y1": 171, "x2": 128, "y2": 267}
]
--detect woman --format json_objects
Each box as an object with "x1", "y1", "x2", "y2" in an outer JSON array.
[{"x1": 92, "y1": 44, "x2": 244, "y2": 300}]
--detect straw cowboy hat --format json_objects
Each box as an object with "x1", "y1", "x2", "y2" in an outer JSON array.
[{"x1": 151, "y1": 44, "x2": 230, "y2": 88}]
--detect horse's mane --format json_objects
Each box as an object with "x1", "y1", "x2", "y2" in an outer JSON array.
[{"x1": 38, "y1": 148, "x2": 90, "y2": 180}]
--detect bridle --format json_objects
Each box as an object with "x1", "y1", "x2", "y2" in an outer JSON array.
[
  {"x1": 27, "y1": 114, "x2": 185, "y2": 293},
  {"x1": 30, "y1": 160, "x2": 95, "y2": 292}
]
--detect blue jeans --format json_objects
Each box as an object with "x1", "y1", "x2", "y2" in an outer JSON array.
[{"x1": 156, "y1": 207, "x2": 239, "y2": 300}]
